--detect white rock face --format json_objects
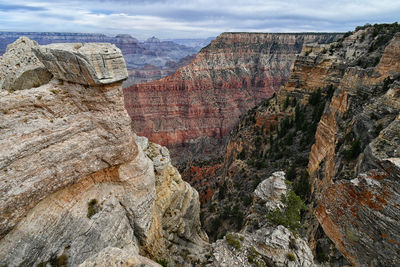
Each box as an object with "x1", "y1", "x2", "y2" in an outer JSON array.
[
  {"x1": 33, "y1": 42, "x2": 128, "y2": 85},
  {"x1": 0, "y1": 39, "x2": 158, "y2": 266},
  {"x1": 138, "y1": 136, "x2": 209, "y2": 266},
  {"x1": 0, "y1": 36, "x2": 52, "y2": 91},
  {"x1": 254, "y1": 171, "x2": 287, "y2": 211}
]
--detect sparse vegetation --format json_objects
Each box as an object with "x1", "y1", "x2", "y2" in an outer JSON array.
[
  {"x1": 225, "y1": 233, "x2": 241, "y2": 249},
  {"x1": 156, "y1": 259, "x2": 169, "y2": 267},
  {"x1": 267, "y1": 190, "x2": 305, "y2": 235},
  {"x1": 87, "y1": 198, "x2": 99, "y2": 219},
  {"x1": 344, "y1": 138, "x2": 362, "y2": 160},
  {"x1": 287, "y1": 253, "x2": 296, "y2": 261},
  {"x1": 247, "y1": 246, "x2": 260, "y2": 263}
]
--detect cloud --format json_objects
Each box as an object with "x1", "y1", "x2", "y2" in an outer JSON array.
[
  {"x1": 0, "y1": 0, "x2": 399, "y2": 38},
  {"x1": 0, "y1": 4, "x2": 46, "y2": 11}
]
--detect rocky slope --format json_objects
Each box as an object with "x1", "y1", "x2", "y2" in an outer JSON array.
[
  {"x1": 0, "y1": 37, "x2": 206, "y2": 267},
  {"x1": 124, "y1": 32, "x2": 341, "y2": 163},
  {"x1": 198, "y1": 23, "x2": 400, "y2": 266}
]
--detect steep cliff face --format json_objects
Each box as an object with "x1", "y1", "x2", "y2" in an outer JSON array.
[
  {"x1": 124, "y1": 32, "x2": 341, "y2": 162},
  {"x1": 308, "y1": 28, "x2": 400, "y2": 266},
  {"x1": 0, "y1": 38, "x2": 205, "y2": 267}
]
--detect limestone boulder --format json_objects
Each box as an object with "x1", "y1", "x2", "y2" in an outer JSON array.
[
  {"x1": 33, "y1": 42, "x2": 128, "y2": 86},
  {"x1": 0, "y1": 36, "x2": 52, "y2": 91},
  {"x1": 254, "y1": 171, "x2": 287, "y2": 211}
]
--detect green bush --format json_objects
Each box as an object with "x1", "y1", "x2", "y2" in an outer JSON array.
[
  {"x1": 294, "y1": 171, "x2": 311, "y2": 202},
  {"x1": 283, "y1": 96, "x2": 290, "y2": 110},
  {"x1": 316, "y1": 252, "x2": 329, "y2": 263},
  {"x1": 226, "y1": 233, "x2": 241, "y2": 249},
  {"x1": 286, "y1": 164, "x2": 296, "y2": 181},
  {"x1": 47, "y1": 253, "x2": 68, "y2": 267},
  {"x1": 247, "y1": 246, "x2": 259, "y2": 263},
  {"x1": 344, "y1": 138, "x2": 362, "y2": 160},
  {"x1": 309, "y1": 88, "x2": 322, "y2": 106},
  {"x1": 267, "y1": 191, "x2": 305, "y2": 235},
  {"x1": 87, "y1": 199, "x2": 99, "y2": 219},
  {"x1": 287, "y1": 253, "x2": 296, "y2": 261}
]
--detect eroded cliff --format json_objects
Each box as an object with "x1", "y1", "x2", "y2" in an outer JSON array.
[
  {"x1": 0, "y1": 38, "x2": 206, "y2": 267},
  {"x1": 308, "y1": 28, "x2": 400, "y2": 266}
]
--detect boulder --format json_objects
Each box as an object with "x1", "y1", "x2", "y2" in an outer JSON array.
[
  {"x1": 0, "y1": 36, "x2": 52, "y2": 91},
  {"x1": 254, "y1": 171, "x2": 287, "y2": 211},
  {"x1": 33, "y1": 42, "x2": 128, "y2": 86}
]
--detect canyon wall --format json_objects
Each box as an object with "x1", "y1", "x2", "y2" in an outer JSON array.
[
  {"x1": 0, "y1": 38, "x2": 206, "y2": 266},
  {"x1": 307, "y1": 29, "x2": 400, "y2": 265},
  {"x1": 124, "y1": 32, "x2": 341, "y2": 162}
]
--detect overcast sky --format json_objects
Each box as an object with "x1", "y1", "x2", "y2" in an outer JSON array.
[{"x1": 0, "y1": 0, "x2": 399, "y2": 39}]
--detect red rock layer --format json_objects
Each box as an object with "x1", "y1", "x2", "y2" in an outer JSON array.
[{"x1": 124, "y1": 33, "x2": 340, "y2": 149}]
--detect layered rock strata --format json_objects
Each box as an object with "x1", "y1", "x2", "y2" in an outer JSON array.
[
  {"x1": 124, "y1": 32, "x2": 341, "y2": 162},
  {"x1": 0, "y1": 38, "x2": 205, "y2": 267}
]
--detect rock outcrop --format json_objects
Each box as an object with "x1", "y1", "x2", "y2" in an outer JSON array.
[
  {"x1": 137, "y1": 137, "x2": 209, "y2": 266},
  {"x1": 0, "y1": 32, "x2": 199, "y2": 86},
  {"x1": 33, "y1": 43, "x2": 128, "y2": 86},
  {"x1": 0, "y1": 38, "x2": 205, "y2": 267},
  {"x1": 124, "y1": 32, "x2": 341, "y2": 163},
  {"x1": 208, "y1": 226, "x2": 314, "y2": 267},
  {"x1": 207, "y1": 172, "x2": 315, "y2": 267},
  {"x1": 0, "y1": 37, "x2": 52, "y2": 91},
  {"x1": 254, "y1": 171, "x2": 287, "y2": 212}
]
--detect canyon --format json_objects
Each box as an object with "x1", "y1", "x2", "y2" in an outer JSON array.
[
  {"x1": 124, "y1": 32, "x2": 341, "y2": 163},
  {"x1": 196, "y1": 23, "x2": 400, "y2": 266},
  {"x1": 1, "y1": 22, "x2": 400, "y2": 267}
]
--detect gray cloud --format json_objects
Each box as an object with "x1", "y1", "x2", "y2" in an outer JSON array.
[
  {"x1": 0, "y1": 4, "x2": 46, "y2": 11},
  {"x1": 0, "y1": 0, "x2": 399, "y2": 38}
]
